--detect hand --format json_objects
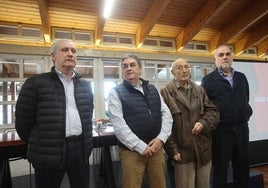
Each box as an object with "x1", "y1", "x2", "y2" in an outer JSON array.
[
  {"x1": 173, "y1": 153, "x2": 181, "y2": 161},
  {"x1": 143, "y1": 145, "x2": 156, "y2": 157},
  {"x1": 142, "y1": 138, "x2": 163, "y2": 158},
  {"x1": 148, "y1": 138, "x2": 163, "y2": 152},
  {"x1": 192, "y1": 122, "x2": 203, "y2": 135}
]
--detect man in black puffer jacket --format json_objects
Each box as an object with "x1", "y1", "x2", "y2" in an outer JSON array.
[{"x1": 15, "y1": 39, "x2": 94, "y2": 188}]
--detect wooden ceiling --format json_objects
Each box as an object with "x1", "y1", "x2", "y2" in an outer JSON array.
[{"x1": 0, "y1": 0, "x2": 268, "y2": 60}]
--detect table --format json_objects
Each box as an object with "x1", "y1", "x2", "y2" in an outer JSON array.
[
  {"x1": 92, "y1": 126, "x2": 118, "y2": 188},
  {"x1": 0, "y1": 131, "x2": 27, "y2": 188},
  {"x1": 0, "y1": 127, "x2": 118, "y2": 188}
]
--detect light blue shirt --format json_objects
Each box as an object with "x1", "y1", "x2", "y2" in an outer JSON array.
[
  {"x1": 55, "y1": 69, "x2": 82, "y2": 137},
  {"x1": 108, "y1": 82, "x2": 173, "y2": 154},
  {"x1": 218, "y1": 67, "x2": 235, "y2": 87}
]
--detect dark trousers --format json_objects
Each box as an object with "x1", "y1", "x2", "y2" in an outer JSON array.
[
  {"x1": 0, "y1": 159, "x2": 12, "y2": 188},
  {"x1": 34, "y1": 139, "x2": 89, "y2": 188},
  {"x1": 211, "y1": 124, "x2": 249, "y2": 188}
]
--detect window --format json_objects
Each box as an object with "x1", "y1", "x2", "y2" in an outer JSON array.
[
  {"x1": 102, "y1": 60, "x2": 122, "y2": 119},
  {"x1": 0, "y1": 54, "x2": 215, "y2": 127},
  {"x1": 143, "y1": 60, "x2": 172, "y2": 90},
  {"x1": 75, "y1": 59, "x2": 94, "y2": 78}
]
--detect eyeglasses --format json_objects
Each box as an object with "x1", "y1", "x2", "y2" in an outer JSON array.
[{"x1": 175, "y1": 65, "x2": 191, "y2": 71}]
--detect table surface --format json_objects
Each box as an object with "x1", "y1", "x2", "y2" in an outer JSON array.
[
  {"x1": 0, "y1": 126, "x2": 116, "y2": 147},
  {"x1": 0, "y1": 131, "x2": 24, "y2": 147},
  {"x1": 0, "y1": 126, "x2": 118, "y2": 188}
]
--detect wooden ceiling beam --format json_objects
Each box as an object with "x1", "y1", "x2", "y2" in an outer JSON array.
[
  {"x1": 257, "y1": 38, "x2": 268, "y2": 57},
  {"x1": 136, "y1": 0, "x2": 170, "y2": 48},
  {"x1": 210, "y1": 0, "x2": 268, "y2": 51},
  {"x1": 37, "y1": 0, "x2": 50, "y2": 42},
  {"x1": 95, "y1": 0, "x2": 105, "y2": 46},
  {"x1": 176, "y1": 0, "x2": 231, "y2": 51},
  {"x1": 235, "y1": 23, "x2": 268, "y2": 56}
]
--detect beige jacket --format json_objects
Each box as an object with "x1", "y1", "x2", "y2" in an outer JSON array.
[{"x1": 161, "y1": 79, "x2": 219, "y2": 167}]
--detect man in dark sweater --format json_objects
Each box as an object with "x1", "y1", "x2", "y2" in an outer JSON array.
[{"x1": 201, "y1": 45, "x2": 253, "y2": 188}]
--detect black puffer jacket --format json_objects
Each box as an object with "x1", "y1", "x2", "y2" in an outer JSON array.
[{"x1": 15, "y1": 67, "x2": 94, "y2": 169}]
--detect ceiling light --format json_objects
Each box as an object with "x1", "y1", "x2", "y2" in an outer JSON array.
[{"x1": 103, "y1": 0, "x2": 114, "y2": 18}]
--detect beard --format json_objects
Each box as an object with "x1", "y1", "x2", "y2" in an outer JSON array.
[{"x1": 219, "y1": 62, "x2": 231, "y2": 72}]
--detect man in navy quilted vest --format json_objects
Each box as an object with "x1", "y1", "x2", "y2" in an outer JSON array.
[{"x1": 108, "y1": 54, "x2": 173, "y2": 188}]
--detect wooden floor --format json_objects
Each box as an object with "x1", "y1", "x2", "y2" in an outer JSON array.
[{"x1": 251, "y1": 165, "x2": 268, "y2": 188}]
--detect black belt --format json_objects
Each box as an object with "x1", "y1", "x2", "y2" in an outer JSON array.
[{"x1": 65, "y1": 135, "x2": 82, "y2": 142}]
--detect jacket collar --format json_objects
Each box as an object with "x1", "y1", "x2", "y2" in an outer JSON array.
[
  {"x1": 165, "y1": 79, "x2": 199, "y2": 109},
  {"x1": 51, "y1": 66, "x2": 81, "y2": 80}
]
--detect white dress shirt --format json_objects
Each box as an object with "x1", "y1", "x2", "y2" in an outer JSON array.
[
  {"x1": 56, "y1": 69, "x2": 82, "y2": 137},
  {"x1": 108, "y1": 83, "x2": 173, "y2": 154}
]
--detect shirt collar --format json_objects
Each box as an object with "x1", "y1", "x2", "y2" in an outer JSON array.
[
  {"x1": 132, "y1": 80, "x2": 143, "y2": 89},
  {"x1": 55, "y1": 68, "x2": 76, "y2": 79},
  {"x1": 217, "y1": 67, "x2": 235, "y2": 77},
  {"x1": 174, "y1": 79, "x2": 192, "y2": 90}
]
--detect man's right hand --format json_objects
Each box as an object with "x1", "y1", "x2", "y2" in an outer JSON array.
[
  {"x1": 143, "y1": 145, "x2": 156, "y2": 157},
  {"x1": 173, "y1": 153, "x2": 182, "y2": 161}
]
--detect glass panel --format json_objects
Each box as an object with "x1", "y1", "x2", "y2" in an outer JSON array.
[
  {"x1": 191, "y1": 65, "x2": 202, "y2": 82},
  {"x1": 119, "y1": 37, "x2": 132, "y2": 44},
  {"x1": 103, "y1": 61, "x2": 120, "y2": 79},
  {"x1": 104, "y1": 81, "x2": 120, "y2": 119},
  {"x1": 155, "y1": 81, "x2": 168, "y2": 91},
  {"x1": 157, "y1": 64, "x2": 170, "y2": 80},
  {"x1": 75, "y1": 60, "x2": 93, "y2": 78},
  {"x1": 22, "y1": 27, "x2": 41, "y2": 37},
  {"x1": 0, "y1": 104, "x2": 15, "y2": 125},
  {"x1": 103, "y1": 35, "x2": 116, "y2": 43},
  {"x1": 144, "y1": 39, "x2": 157, "y2": 46},
  {"x1": 0, "y1": 59, "x2": 19, "y2": 78},
  {"x1": 144, "y1": 63, "x2": 155, "y2": 80},
  {"x1": 203, "y1": 65, "x2": 215, "y2": 76},
  {"x1": 75, "y1": 32, "x2": 91, "y2": 41},
  {"x1": 159, "y1": 40, "x2": 173, "y2": 47},
  {"x1": 23, "y1": 59, "x2": 46, "y2": 78},
  {"x1": 0, "y1": 82, "x2": 20, "y2": 102}
]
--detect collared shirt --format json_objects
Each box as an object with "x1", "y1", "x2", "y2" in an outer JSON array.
[
  {"x1": 218, "y1": 67, "x2": 235, "y2": 87},
  {"x1": 55, "y1": 69, "x2": 82, "y2": 137},
  {"x1": 174, "y1": 80, "x2": 192, "y2": 100},
  {"x1": 108, "y1": 80, "x2": 173, "y2": 155}
]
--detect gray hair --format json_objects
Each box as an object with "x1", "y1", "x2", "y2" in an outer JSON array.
[
  {"x1": 50, "y1": 39, "x2": 74, "y2": 54},
  {"x1": 121, "y1": 54, "x2": 142, "y2": 67},
  {"x1": 214, "y1": 45, "x2": 233, "y2": 57}
]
